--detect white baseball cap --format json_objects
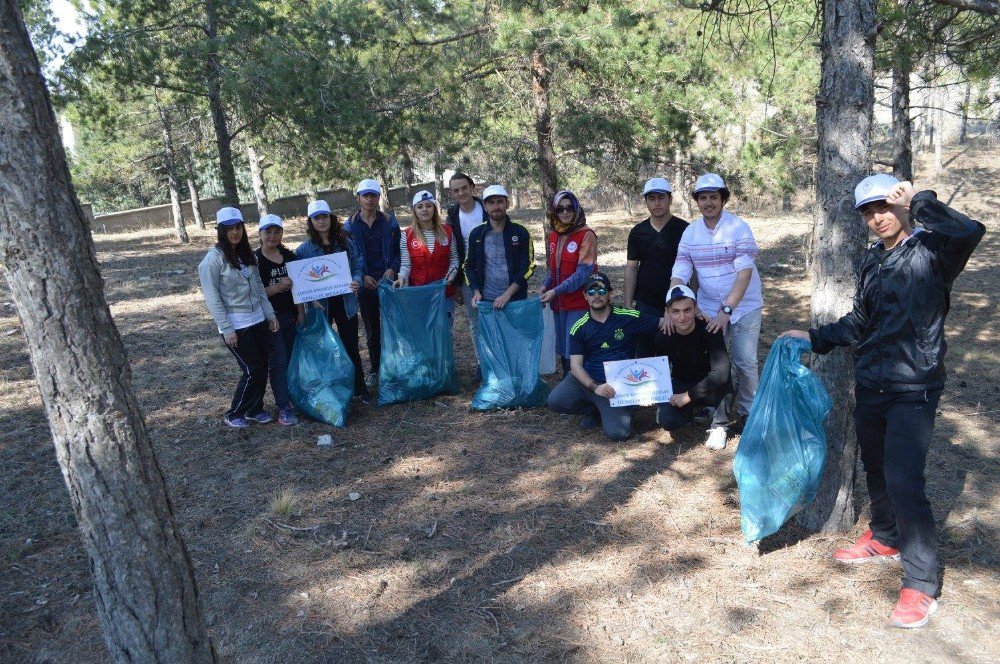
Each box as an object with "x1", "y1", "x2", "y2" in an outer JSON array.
[
  {"x1": 412, "y1": 190, "x2": 436, "y2": 206},
  {"x1": 307, "y1": 199, "x2": 331, "y2": 218},
  {"x1": 216, "y1": 206, "x2": 244, "y2": 226},
  {"x1": 642, "y1": 177, "x2": 672, "y2": 196},
  {"x1": 854, "y1": 173, "x2": 900, "y2": 209},
  {"x1": 665, "y1": 284, "x2": 697, "y2": 306},
  {"x1": 258, "y1": 214, "x2": 283, "y2": 232},
  {"x1": 693, "y1": 173, "x2": 726, "y2": 194},
  {"x1": 355, "y1": 178, "x2": 381, "y2": 196},
  {"x1": 482, "y1": 184, "x2": 509, "y2": 200}
]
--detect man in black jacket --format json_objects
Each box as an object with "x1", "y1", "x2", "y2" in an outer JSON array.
[
  {"x1": 446, "y1": 173, "x2": 488, "y2": 377},
  {"x1": 782, "y1": 175, "x2": 985, "y2": 629},
  {"x1": 465, "y1": 184, "x2": 534, "y2": 310},
  {"x1": 652, "y1": 285, "x2": 733, "y2": 450}
]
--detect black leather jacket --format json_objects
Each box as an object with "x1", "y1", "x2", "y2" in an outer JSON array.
[{"x1": 810, "y1": 191, "x2": 985, "y2": 392}]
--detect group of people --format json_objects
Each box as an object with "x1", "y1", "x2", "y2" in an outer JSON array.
[{"x1": 198, "y1": 169, "x2": 983, "y2": 630}]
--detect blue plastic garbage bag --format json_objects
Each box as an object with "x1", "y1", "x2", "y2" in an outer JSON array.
[
  {"x1": 472, "y1": 297, "x2": 550, "y2": 410},
  {"x1": 287, "y1": 307, "x2": 354, "y2": 427},
  {"x1": 377, "y1": 280, "x2": 459, "y2": 405},
  {"x1": 733, "y1": 337, "x2": 831, "y2": 543}
]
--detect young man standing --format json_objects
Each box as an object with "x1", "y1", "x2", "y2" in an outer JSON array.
[
  {"x1": 652, "y1": 285, "x2": 733, "y2": 450},
  {"x1": 782, "y1": 175, "x2": 984, "y2": 629},
  {"x1": 446, "y1": 173, "x2": 489, "y2": 377},
  {"x1": 465, "y1": 184, "x2": 534, "y2": 310},
  {"x1": 623, "y1": 177, "x2": 688, "y2": 358},
  {"x1": 547, "y1": 273, "x2": 666, "y2": 441},
  {"x1": 344, "y1": 178, "x2": 401, "y2": 386}
]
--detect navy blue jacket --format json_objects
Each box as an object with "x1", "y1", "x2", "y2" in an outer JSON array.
[
  {"x1": 344, "y1": 210, "x2": 402, "y2": 277},
  {"x1": 464, "y1": 217, "x2": 535, "y2": 300}
]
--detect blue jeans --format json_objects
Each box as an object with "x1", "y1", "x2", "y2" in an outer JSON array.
[
  {"x1": 725, "y1": 307, "x2": 761, "y2": 414},
  {"x1": 267, "y1": 310, "x2": 295, "y2": 410},
  {"x1": 547, "y1": 374, "x2": 632, "y2": 441}
]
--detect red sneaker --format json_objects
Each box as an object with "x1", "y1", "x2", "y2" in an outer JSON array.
[
  {"x1": 890, "y1": 589, "x2": 938, "y2": 628},
  {"x1": 832, "y1": 530, "x2": 900, "y2": 564}
]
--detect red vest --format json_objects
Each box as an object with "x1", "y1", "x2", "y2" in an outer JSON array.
[
  {"x1": 547, "y1": 227, "x2": 596, "y2": 311},
  {"x1": 405, "y1": 225, "x2": 456, "y2": 297}
]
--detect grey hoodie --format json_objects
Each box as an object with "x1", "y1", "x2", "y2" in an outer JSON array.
[{"x1": 198, "y1": 245, "x2": 275, "y2": 336}]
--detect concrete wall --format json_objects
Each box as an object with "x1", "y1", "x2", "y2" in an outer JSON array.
[{"x1": 90, "y1": 181, "x2": 437, "y2": 234}]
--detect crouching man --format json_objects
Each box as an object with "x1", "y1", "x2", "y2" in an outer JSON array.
[
  {"x1": 546, "y1": 272, "x2": 665, "y2": 441},
  {"x1": 652, "y1": 285, "x2": 733, "y2": 450}
]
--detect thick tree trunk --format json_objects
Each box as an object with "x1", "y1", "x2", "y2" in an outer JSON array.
[
  {"x1": 0, "y1": 4, "x2": 216, "y2": 661},
  {"x1": 205, "y1": 1, "x2": 239, "y2": 206},
  {"x1": 306, "y1": 183, "x2": 318, "y2": 203},
  {"x1": 246, "y1": 142, "x2": 268, "y2": 219},
  {"x1": 891, "y1": 28, "x2": 913, "y2": 181},
  {"x1": 531, "y1": 48, "x2": 558, "y2": 208},
  {"x1": 401, "y1": 143, "x2": 415, "y2": 201},
  {"x1": 933, "y1": 92, "x2": 944, "y2": 175},
  {"x1": 378, "y1": 170, "x2": 392, "y2": 214},
  {"x1": 433, "y1": 150, "x2": 444, "y2": 202},
  {"x1": 510, "y1": 187, "x2": 521, "y2": 210},
  {"x1": 155, "y1": 97, "x2": 189, "y2": 244},
  {"x1": 798, "y1": 0, "x2": 876, "y2": 533},
  {"x1": 183, "y1": 147, "x2": 206, "y2": 230},
  {"x1": 959, "y1": 81, "x2": 971, "y2": 144}
]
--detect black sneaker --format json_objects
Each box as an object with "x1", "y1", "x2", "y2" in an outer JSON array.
[
  {"x1": 579, "y1": 413, "x2": 600, "y2": 429},
  {"x1": 354, "y1": 389, "x2": 372, "y2": 405}
]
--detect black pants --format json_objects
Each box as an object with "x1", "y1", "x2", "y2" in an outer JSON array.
[
  {"x1": 656, "y1": 380, "x2": 732, "y2": 431},
  {"x1": 358, "y1": 288, "x2": 382, "y2": 374},
  {"x1": 856, "y1": 386, "x2": 942, "y2": 597},
  {"x1": 547, "y1": 374, "x2": 632, "y2": 441},
  {"x1": 327, "y1": 296, "x2": 366, "y2": 394},
  {"x1": 633, "y1": 299, "x2": 662, "y2": 359},
  {"x1": 225, "y1": 320, "x2": 269, "y2": 419}
]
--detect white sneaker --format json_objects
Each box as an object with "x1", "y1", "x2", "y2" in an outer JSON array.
[{"x1": 704, "y1": 427, "x2": 727, "y2": 450}]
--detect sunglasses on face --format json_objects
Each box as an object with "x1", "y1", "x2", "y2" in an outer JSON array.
[
  {"x1": 555, "y1": 206, "x2": 574, "y2": 214},
  {"x1": 585, "y1": 286, "x2": 608, "y2": 296}
]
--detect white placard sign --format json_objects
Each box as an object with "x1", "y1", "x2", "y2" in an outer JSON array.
[
  {"x1": 604, "y1": 356, "x2": 673, "y2": 408},
  {"x1": 287, "y1": 252, "x2": 354, "y2": 304}
]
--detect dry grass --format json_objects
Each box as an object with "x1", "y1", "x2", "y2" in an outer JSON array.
[{"x1": 1, "y1": 141, "x2": 998, "y2": 663}]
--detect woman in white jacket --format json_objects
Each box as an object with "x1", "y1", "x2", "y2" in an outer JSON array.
[{"x1": 198, "y1": 207, "x2": 278, "y2": 428}]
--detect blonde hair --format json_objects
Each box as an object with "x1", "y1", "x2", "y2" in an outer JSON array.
[{"x1": 411, "y1": 201, "x2": 447, "y2": 249}]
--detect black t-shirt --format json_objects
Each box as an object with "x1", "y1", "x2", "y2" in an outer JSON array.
[
  {"x1": 627, "y1": 216, "x2": 688, "y2": 309},
  {"x1": 651, "y1": 319, "x2": 730, "y2": 401},
  {"x1": 569, "y1": 308, "x2": 662, "y2": 383},
  {"x1": 255, "y1": 246, "x2": 298, "y2": 315}
]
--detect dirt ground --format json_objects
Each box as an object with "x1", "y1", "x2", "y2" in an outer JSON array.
[{"x1": 1, "y1": 142, "x2": 998, "y2": 663}]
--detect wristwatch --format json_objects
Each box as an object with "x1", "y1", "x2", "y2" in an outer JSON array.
[{"x1": 721, "y1": 305, "x2": 733, "y2": 315}]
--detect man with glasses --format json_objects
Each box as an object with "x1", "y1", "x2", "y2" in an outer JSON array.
[
  {"x1": 781, "y1": 175, "x2": 984, "y2": 629},
  {"x1": 547, "y1": 272, "x2": 666, "y2": 441},
  {"x1": 623, "y1": 177, "x2": 688, "y2": 358},
  {"x1": 465, "y1": 184, "x2": 534, "y2": 310},
  {"x1": 445, "y1": 173, "x2": 489, "y2": 379}
]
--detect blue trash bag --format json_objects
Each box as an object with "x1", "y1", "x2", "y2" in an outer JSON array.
[
  {"x1": 286, "y1": 307, "x2": 355, "y2": 427},
  {"x1": 733, "y1": 337, "x2": 831, "y2": 543},
  {"x1": 471, "y1": 297, "x2": 550, "y2": 410},
  {"x1": 377, "y1": 279, "x2": 459, "y2": 405}
]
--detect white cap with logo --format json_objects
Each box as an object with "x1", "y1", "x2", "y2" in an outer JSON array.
[
  {"x1": 854, "y1": 173, "x2": 901, "y2": 209},
  {"x1": 258, "y1": 214, "x2": 283, "y2": 232},
  {"x1": 642, "y1": 177, "x2": 672, "y2": 196},
  {"x1": 482, "y1": 184, "x2": 509, "y2": 200},
  {"x1": 665, "y1": 284, "x2": 697, "y2": 305},
  {"x1": 412, "y1": 190, "x2": 435, "y2": 206},
  {"x1": 216, "y1": 206, "x2": 244, "y2": 226},
  {"x1": 693, "y1": 173, "x2": 726, "y2": 194},
  {"x1": 355, "y1": 178, "x2": 381, "y2": 196},
  {"x1": 307, "y1": 199, "x2": 332, "y2": 218}
]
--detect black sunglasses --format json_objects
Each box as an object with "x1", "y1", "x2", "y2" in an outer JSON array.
[{"x1": 555, "y1": 205, "x2": 574, "y2": 213}]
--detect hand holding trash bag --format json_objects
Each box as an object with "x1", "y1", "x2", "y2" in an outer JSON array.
[
  {"x1": 286, "y1": 307, "x2": 355, "y2": 427},
  {"x1": 472, "y1": 297, "x2": 550, "y2": 410}
]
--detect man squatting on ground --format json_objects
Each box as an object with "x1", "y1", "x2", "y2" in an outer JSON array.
[
  {"x1": 623, "y1": 177, "x2": 689, "y2": 359},
  {"x1": 547, "y1": 272, "x2": 668, "y2": 441},
  {"x1": 344, "y1": 178, "x2": 401, "y2": 388},
  {"x1": 782, "y1": 175, "x2": 985, "y2": 629},
  {"x1": 652, "y1": 285, "x2": 733, "y2": 450},
  {"x1": 464, "y1": 184, "x2": 535, "y2": 310},
  {"x1": 446, "y1": 173, "x2": 490, "y2": 380}
]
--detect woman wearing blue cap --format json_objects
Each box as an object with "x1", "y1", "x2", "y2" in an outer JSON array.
[
  {"x1": 394, "y1": 190, "x2": 459, "y2": 323},
  {"x1": 198, "y1": 207, "x2": 279, "y2": 428},
  {"x1": 255, "y1": 214, "x2": 298, "y2": 425},
  {"x1": 295, "y1": 200, "x2": 369, "y2": 401}
]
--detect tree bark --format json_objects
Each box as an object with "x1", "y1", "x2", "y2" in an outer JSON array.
[
  {"x1": 378, "y1": 169, "x2": 392, "y2": 214},
  {"x1": 205, "y1": 0, "x2": 239, "y2": 206},
  {"x1": 531, "y1": 48, "x2": 558, "y2": 208},
  {"x1": 155, "y1": 96, "x2": 189, "y2": 244},
  {"x1": 246, "y1": 142, "x2": 268, "y2": 219},
  {"x1": 401, "y1": 143, "x2": 415, "y2": 202},
  {"x1": 433, "y1": 150, "x2": 444, "y2": 202},
  {"x1": 933, "y1": 89, "x2": 944, "y2": 175},
  {"x1": 891, "y1": 16, "x2": 913, "y2": 181},
  {"x1": 0, "y1": 3, "x2": 216, "y2": 661},
  {"x1": 798, "y1": 0, "x2": 876, "y2": 533},
  {"x1": 959, "y1": 81, "x2": 972, "y2": 144},
  {"x1": 183, "y1": 146, "x2": 206, "y2": 229}
]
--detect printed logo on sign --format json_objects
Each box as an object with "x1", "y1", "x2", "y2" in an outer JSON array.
[
  {"x1": 567, "y1": 241, "x2": 578, "y2": 253},
  {"x1": 622, "y1": 367, "x2": 654, "y2": 386},
  {"x1": 614, "y1": 328, "x2": 624, "y2": 341},
  {"x1": 305, "y1": 263, "x2": 334, "y2": 282}
]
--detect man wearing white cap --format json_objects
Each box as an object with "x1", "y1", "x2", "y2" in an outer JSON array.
[
  {"x1": 624, "y1": 177, "x2": 688, "y2": 358},
  {"x1": 670, "y1": 173, "x2": 763, "y2": 419},
  {"x1": 344, "y1": 178, "x2": 401, "y2": 386},
  {"x1": 781, "y1": 176, "x2": 984, "y2": 629},
  {"x1": 464, "y1": 184, "x2": 534, "y2": 310}
]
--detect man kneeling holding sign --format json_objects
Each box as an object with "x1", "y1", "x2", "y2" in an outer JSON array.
[{"x1": 546, "y1": 272, "x2": 667, "y2": 441}]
